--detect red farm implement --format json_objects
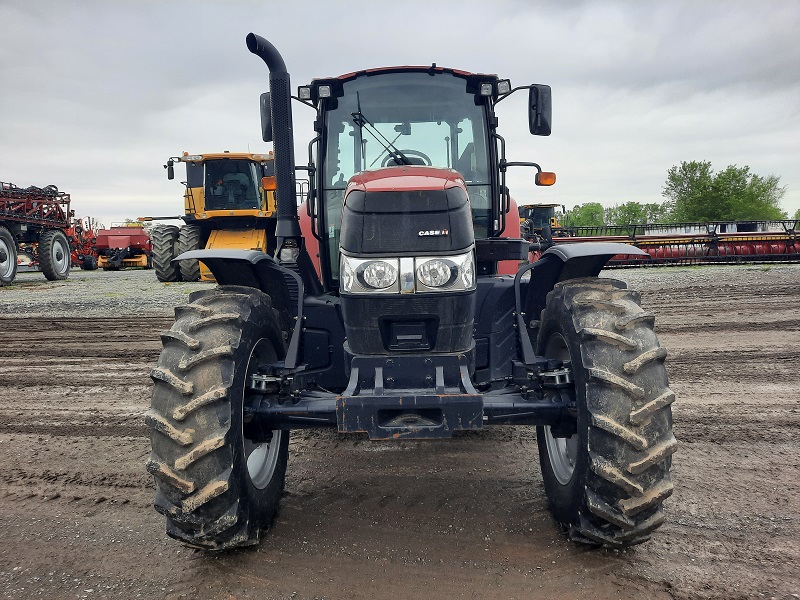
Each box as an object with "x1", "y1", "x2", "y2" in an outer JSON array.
[
  {"x1": 1, "y1": 181, "x2": 73, "y2": 284},
  {"x1": 527, "y1": 220, "x2": 800, "y2": 266}
]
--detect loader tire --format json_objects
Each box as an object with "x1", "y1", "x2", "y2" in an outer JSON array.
[
  {"x1": 536, "y1": 278, "x2": 675, "y2": 547},
  {"x1": 81, "y1": 255, "x2": 98, "y2": 270},
  {"x1": 152, "y1": 225, "x2": 182, "y2": 282},
  {"x1": 38, "y1": 229, "x2": 71, "y2": 281},
  {"x1": 177, "y1": 224, "x2": 202, "y2": 282},
  {"x1": 0, "y1": 226, "x2": 17, "y2": 285},
  {"x1": 147, "y1": 286, "x2": 289, "y2": 550}
]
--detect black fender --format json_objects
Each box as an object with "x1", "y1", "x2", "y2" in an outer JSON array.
[
  {"x1": 173, "y1": 249, "x2": 319, "y2": 370},
  {"x1": 516, "y1": 243, "x2": 648, "y2": 364}
]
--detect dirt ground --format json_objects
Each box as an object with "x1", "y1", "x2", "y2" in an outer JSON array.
[{"x1": 0, "y1": 265, "x2": 798, "y2": 600}]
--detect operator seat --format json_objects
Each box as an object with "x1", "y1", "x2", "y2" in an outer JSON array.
[{"x1": 455, "y1": 143, "x2": 476, "y2": 180}]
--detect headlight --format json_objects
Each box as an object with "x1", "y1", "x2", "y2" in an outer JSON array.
[
  {"x1": 359, "y1": 260, "x2": 397, "y2": 289},
  {"x1": 340, "y1": 255, "x2": 400, "y2": 294},
  {"x1": 416, "y1": 259, "x2": 456, "y2": 288},
  {"x1": 416, "y1": 250, "x2": 475, "y2": 292}
]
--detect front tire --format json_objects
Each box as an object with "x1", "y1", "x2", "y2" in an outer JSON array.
[
  {"x1": 152, "y1": 225, "x2": 182, "y2": 282},
  {"x1": 177, "y1": 224, "x2": 202, "y2": 282},
  {"x1": 0, "y1": 226, "x2": 18, "y2": 285},
  {"x1": 38, "y1": 229, "x2": 71, "y2": 280},
  {"x1": 146, "y1": 286, "x2": 289, "y2": 550},
  {"x1": 536, "y1": 278, "x2": 675, "y2": 547}
]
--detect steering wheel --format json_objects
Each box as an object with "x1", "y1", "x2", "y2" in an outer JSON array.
[{"x1": 381, "y1": 150, "x2": 432, "y2": 167}]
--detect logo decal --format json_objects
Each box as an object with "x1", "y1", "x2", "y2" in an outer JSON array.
[{"x1": 418, "y1": 229, "x2": 449, "y2": 237}]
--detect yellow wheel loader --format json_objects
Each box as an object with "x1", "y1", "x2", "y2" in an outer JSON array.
[{"x1": 145, "y1": 152, "x2": 278, "y2": 282}]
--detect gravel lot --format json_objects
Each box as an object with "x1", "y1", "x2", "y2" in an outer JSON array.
[{"x1": 0, "y1": 264, "x2": 799, "y2": 599}]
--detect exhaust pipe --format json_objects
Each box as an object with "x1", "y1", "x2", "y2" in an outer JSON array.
[{"x1": 246, "y1": 33, "x2": 301, "y2": 242}]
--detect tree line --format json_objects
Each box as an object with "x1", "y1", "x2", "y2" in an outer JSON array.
[{"x1": 564, "y1": 161, "x2": 798, "y2": 227}]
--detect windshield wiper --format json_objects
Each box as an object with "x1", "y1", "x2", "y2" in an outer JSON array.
[{"x1": 352, "y1": 93, "x2": 411, "y2": 167}]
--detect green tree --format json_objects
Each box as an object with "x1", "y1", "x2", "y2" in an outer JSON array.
[
  {"x1": 564, "y1": 202, "x2": 605, "y2": 227},
  {"x1": 663, "y1": 161, "x2": 786, "y2": 221},
  {"x1": 605, "y1": 202, "x2": 647, "y2": 226},
  {"x1": 793, "y1": 208, "x2": 800, "y2": 220},
  {"x1": 605, "y1": 202, "x2": 671, "y2": 226}
]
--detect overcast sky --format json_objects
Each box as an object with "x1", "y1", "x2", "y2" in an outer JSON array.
[{"x1": 1, "y1": 0, "x2": 798, "y2": 227}]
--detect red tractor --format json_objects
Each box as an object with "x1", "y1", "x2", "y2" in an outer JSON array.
[{"x1": 146, "y1": 34, "x2": 675, "y2": 551}]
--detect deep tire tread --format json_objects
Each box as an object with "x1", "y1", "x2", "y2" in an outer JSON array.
[
  {"x1": 152, "y1": 225, "x2": 182, "y2": 282},
  {"x1": 160, "y1": 330, "x2": 201, "y2": 350},
  {"x1": 177, "y1": 344, "x2": 233, "y2": 371},
  {"x1": 150, "y1": 367, "x2": 193, "y2": 395},
  {"x1": 172, "y1": 387, "x2": 228, "y2": 421},
  {"x1": 178, "y1": 224, "x2": 202, "y2": 282}
]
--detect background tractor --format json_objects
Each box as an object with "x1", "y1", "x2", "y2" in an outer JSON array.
[
  {"x1": 148, "y1": 152, "x2": 278, "y2": 282},
  {"x1": 146, "y1": 34, "x2": 675, "y2": 551}
]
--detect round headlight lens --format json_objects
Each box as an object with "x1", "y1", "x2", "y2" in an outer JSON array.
[
  {"x1": 360, "y1": 260, "x2": 398, "y2": 289},
  {"x1": 417, "y1": 259, "x2": 455, "y2": 288}
]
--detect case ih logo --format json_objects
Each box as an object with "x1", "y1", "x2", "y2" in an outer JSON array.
[{"x1": 418, "y1": 229, "x2": 449, "y2": 237}]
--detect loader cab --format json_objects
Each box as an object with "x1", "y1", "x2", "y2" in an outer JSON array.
[
  {"x1": 299, "y1": 69, "x2": 509, "y2": 287},
  {"x1": 519, "y1": 203, "x2": 565, "y2": 230},
  {"x1": 180, "y1": 153, "x2": 276, "y2": 217}
]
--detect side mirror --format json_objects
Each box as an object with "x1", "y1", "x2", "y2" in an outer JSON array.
[
  {"x1": 260, "y1": 92, "x2": 273, "y2": 142},
  {"x1": 165, "y1": 159, "x2": 175, "y2": 180},
  {"x1": 528, "y1": 85, "x2": 552, "y2": 136}
]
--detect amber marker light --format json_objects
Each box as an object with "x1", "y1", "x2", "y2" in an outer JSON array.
[
  {"x1": 262, "y1": 176, "x2": 277, "y2": 191},
  {"x1": 535, "y1": 172, "x2": 557, "y2": 186}
]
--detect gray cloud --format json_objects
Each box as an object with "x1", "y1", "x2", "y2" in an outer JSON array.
[{"x1": 1, "y1": 0, "x2": 798, "y2": 226}]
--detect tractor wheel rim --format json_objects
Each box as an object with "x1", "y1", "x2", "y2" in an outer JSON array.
[
  {"x1": 0, "y1": 239, "x2": 11, "y2": 277},
  {"x1": 53, "y1": 239, "x2": 69, "y2": 273},
  {"x1": 246, "y1": 431, "x2": 283, "y2": 489},
  {"x1": 544, "y1": 427, "x2": 578, "y2": 485},
  {"x1": 243, "y1": 337, "x2": 281, "y2": 490},
  {"x1": 543, "y1": 332, "x2": 578, "y2": 485}
]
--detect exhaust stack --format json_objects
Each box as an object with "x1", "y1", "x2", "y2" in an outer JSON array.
[{"x1": 246, "y1": 33, "x2": 301, "y2": 244}]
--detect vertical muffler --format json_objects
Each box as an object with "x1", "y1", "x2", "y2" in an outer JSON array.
[{"x1": 245, "y1": 33, "x2": 301, "y2": 243}]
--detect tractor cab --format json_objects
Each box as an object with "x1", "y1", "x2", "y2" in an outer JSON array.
[{"x1": 271, "y1": 66, "x2": 553, "y2": 288}]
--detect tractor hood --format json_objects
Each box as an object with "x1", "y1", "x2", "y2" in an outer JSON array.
[{"x1": 340, "y1": 166, "x2": 475, "y2": 255}]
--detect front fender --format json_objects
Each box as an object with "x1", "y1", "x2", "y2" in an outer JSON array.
[
  {"x1": 175, "y1": 249, "x2": 305, "y2": 369},
  {"x1": 524, "y1": 242, "x2": 647, "y2": 319},
  {"x1": 542, "y1": 242, "x2": 647, "y2": 279}
]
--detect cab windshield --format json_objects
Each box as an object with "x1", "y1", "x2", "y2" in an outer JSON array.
[
  {"x1": 204, "y1": 159, "x2": 261, "y2": 211},
  {"x1": 321, "y1": 71, "x2": 492, "y2": 280}
]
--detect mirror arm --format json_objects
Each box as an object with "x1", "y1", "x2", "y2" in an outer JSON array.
[
  {"x1": 502, "y1": 161, "x2": 543, "y2": 174},
  {"x1": 494, "y1": 84, "x2": 533, "y2": 104}
]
